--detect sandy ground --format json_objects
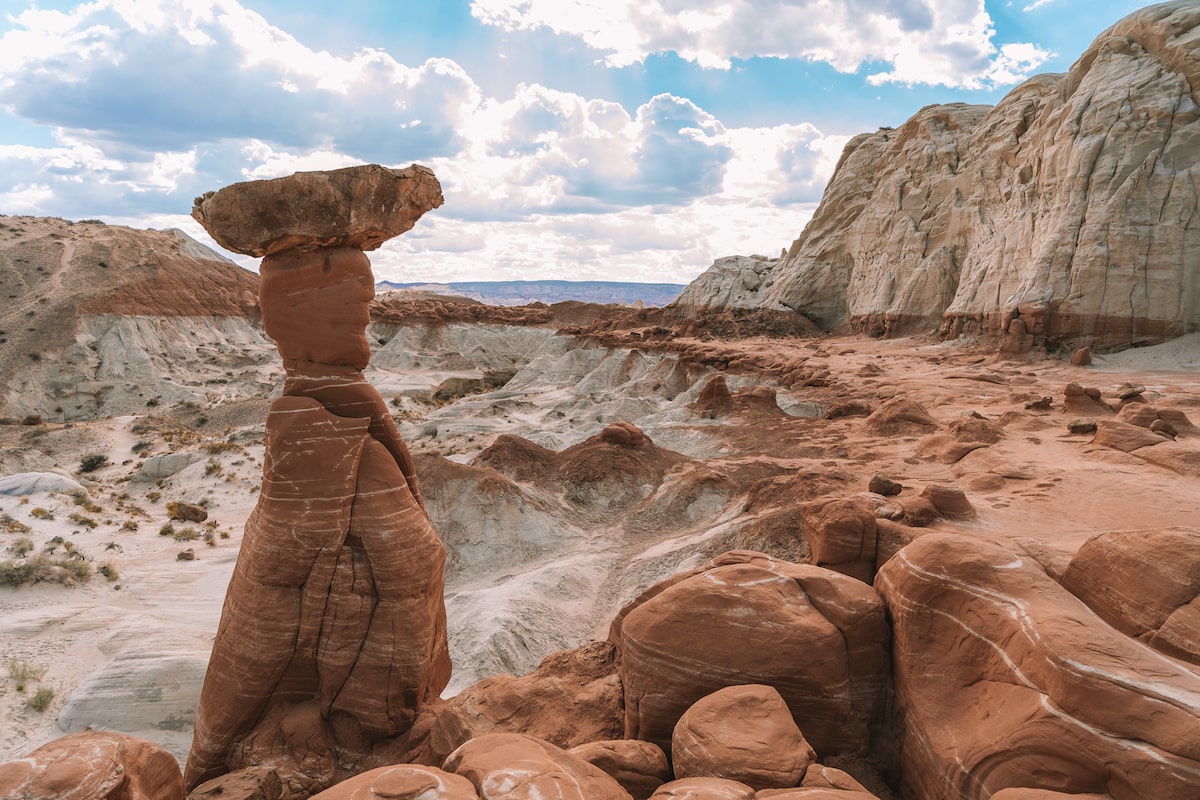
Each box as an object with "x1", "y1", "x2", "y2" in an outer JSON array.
[{"x1": 2, "y1": 331, "x2": 1199, "y2": 767}]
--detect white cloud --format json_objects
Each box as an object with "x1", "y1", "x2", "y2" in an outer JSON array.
[{"x1": 470, "y1": 0, "x2": 1050, "y2": 89}]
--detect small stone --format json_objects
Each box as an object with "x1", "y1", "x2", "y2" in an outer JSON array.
[
  {"x1": 1070, "y1": 346, "x2": 1093, "y2": 366},
  {"x1": 869, "y1": 473, "x2": 903, "y2": 496},
  {"x1": 1151, "y1": 418, "x2": 1178, "y2": 438},
  {"x1": 1116, "y1": 382, "x2": 1147, "y2": 400},
  {"x1": 1024, "y1": 396, "x2": 1053, "y2": 411},
  {"x1": 1068, "y1": 418, "x2": 1098, "y2": 435},
  {"x1": 177, "y1": 548, "x2": 196, "y2": 561},
  {"x1": 920, "y1": 484, "x2": 975, "y2": 520}
]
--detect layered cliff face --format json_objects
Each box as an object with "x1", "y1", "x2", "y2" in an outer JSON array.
[{"x1": 683, "y1": 1, "x2": 1200, "y2": 351}]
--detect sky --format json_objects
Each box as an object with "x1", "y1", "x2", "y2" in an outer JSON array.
[{"x1": 0, "y1": 0, "x2": 1150, "y2": 284}]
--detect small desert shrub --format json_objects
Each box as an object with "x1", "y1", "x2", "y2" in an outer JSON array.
[
  {"x1": 120, "y1": 520, "x2": 139, "y2": 532},
  {"x1": 27, "y1": 687, "x2": 54, "y2": 712},
  {"x1": 204, "y1": 441, "x2": 240, "y2": 454},
  {"x1": 20, "y1": 414, "x2": 42, "y2": 426},
  {"x1": 29, "y1": 507, "x2": 52, "y2": 520},
  {"x1": 79, "y1": 453, "x2": 108, "y2": 473},
  {"x1": 98, "y1": 562, "x2": 119, "y2": 581},
  {"x1": 0, "y1": 554, "x2": 92, "y2": 586},
  {"x1": 72, "y1": 495, "x2": 102, "y2": 513},
  {"x1": 8, "y1": 658, "x2": 46, "y2": 690},
  {"x1": 204, "y1": 460, "x2": 222, "y2": 477},
  {"x1": 67, "y1": 512, "x2": 98, "y2": 529},
  {"x1": 8, "y1": 537, "x2": 34, "y2": 557},
  {"x1": 2, "y1": 514, "x2": 30, "y2": 534},
  {"x1": 172, "y1": 527, "x2": 202, "y2": 542},
  {"x1": 158, "y1": 523, "x2": 175, "y2": 537},
  {"x1": 219, "y1": 530, "x2": 230, "y2": 539}
]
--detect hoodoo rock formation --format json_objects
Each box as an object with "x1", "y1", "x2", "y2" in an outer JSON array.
[
  {"x1": 183, "y1": 165, "x2": 450, "y2": 794},
  {"x1": 678, "y1": 1, "x2": 1200, "y2": 352}
]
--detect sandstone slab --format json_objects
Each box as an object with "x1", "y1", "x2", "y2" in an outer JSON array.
[{"x1": 192, "y1": 164, "x2": 443, "y2": 257}]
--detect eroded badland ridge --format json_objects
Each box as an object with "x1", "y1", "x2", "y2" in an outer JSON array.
[{"x1": 1, "y1": 3, "x2": 1200, "y2": 800}]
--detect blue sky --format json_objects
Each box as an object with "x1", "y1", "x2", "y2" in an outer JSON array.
[{"x1": 0, "y1": 0, "x2": 1148, "y2": 283}]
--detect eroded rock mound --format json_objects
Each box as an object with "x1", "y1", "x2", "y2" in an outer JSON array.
[
  {"x1": 443, "y1": 733, "x2": 633, "y2": 800},
  {"x1": 307, "y1": 765, "x2": 478, "y2": 800}
]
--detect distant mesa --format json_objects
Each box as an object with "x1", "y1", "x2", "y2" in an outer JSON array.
[{"x1": 379, "y1": 280, "x2": 688, "y2": 308}]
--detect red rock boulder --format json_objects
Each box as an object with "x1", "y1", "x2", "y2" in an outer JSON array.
[
  {"x1": 672, "y1": 684, "x2": 816, "y2": 790},
  {"x1": 307, "y1": 765, "x2": 478, "y2": 799},
  {"x1": 610, "y1": 551, "x2": 889, "y2": 757},
  {"x1": 569, "y1": 740, "x2": 670, "y2": 800},
  {"x1": 648, "y1": 778, "x2": 756, "y2": 799},
  {"x1": 443, "y1": 733, "x2": 632, "y2": 800}
]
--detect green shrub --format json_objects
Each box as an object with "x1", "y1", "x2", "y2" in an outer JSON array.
[
  {"x1": 27, "y1": 687, "x2": 54, "y2": 712},
  {"x1": 79, "y1": 453, "x2": 108, "y2": 473}
]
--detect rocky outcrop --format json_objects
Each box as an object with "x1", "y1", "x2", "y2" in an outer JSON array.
[
  {"x1": 672, "y1": 255, "x2": 779, "y2": 313},
  {"x1": 307, "y1": 765, "x2": 478, "y2": 799},
  {"x1": 610, "y1": 550, "x2": 890, "y2": 759},
  {"x1": 569, "y1": 740, "x2": 671, "y2": 800},
  {"x1": 183, "y1": 167, "x2": 449, "y2": 795},
  {"x1": 875, "y1": 533, "x2": 1200, "y2": 800},
  {"x1": 678, "y1": 2, "x2": 1200, "y2": 351}
]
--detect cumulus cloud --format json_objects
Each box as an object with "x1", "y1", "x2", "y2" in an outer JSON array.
[
  {"x1": 470, "y1": 0, "x2": 1049, "y2": 89},
  {"x1": 0, "y1": 0, "x2": 480, "y2": 158}
]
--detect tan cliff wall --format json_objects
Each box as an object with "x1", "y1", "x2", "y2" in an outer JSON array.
[{"x1": 682, "y1": 1, "x2": 1200, "y2": 352}]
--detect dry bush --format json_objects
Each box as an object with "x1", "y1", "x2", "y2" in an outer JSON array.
[{"x1": 0, "y1": 554, "x2": 92, "y2": 586}]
